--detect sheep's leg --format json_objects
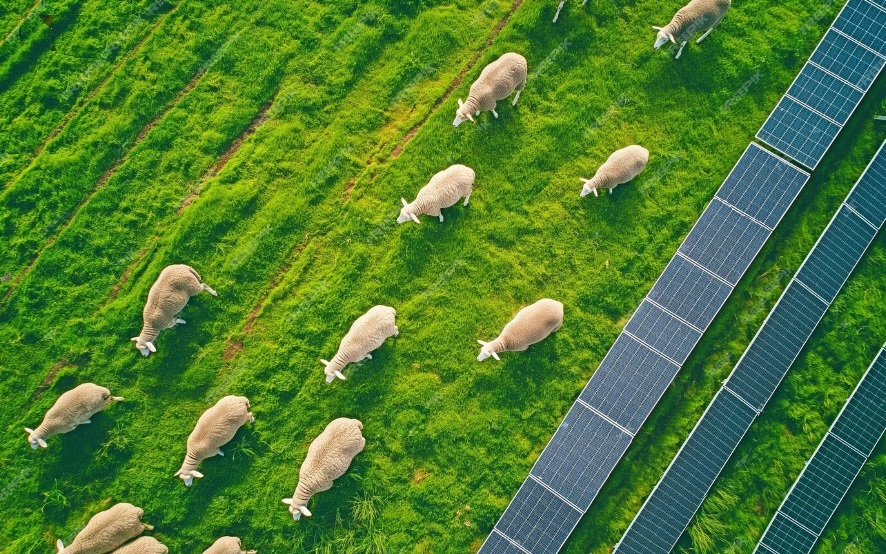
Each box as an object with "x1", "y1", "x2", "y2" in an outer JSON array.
[
  {"x1": 609, "y1": 188, "x2": 613, "y2": 194},
  {"x1": 675, "y1": 41, "x2": 687, "y2": 59},
  {"x1": 201, "y1": 283, "x2": 218, "y2": 296},
  {"x1": 364, "y1": 353, "x2": 373, "y2": 360},
  {"x1": 217, "y1": 448, "x2": 224, "y2": 457},
  {"x1": 176, "y1": 318, "x2": 186, "y2": 325},
  {"x1": 491, "y1": 109, "x2": 499, "y2": 119},
  {"x1": 82, "y1": 419, "x2": 91, "y2": 424},
  {"x1": 463, "y1": 193, "x2": 471, "y2": 206},
  {"x1": 696, "y1": 26, "x2": 715, "y2": 44},
  {"x1": 553, "y1": 1, "x2": 565, "y2": 23},
  {"x1": 512, "y1": 90, "x2": 521, "y2": 106},
  {"x1": 439, "y1": 213, "x2": 444, "y2": 222}
]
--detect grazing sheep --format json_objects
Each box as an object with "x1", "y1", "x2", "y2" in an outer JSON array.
[
  {"x1": 580, "y1": 145, "x2": 649, "y2": 197},
  {"x1": 56, "y1": 503, "x2": 153, "y2": 554},
  {"x1": 132, "y1": 264, "x2": 217, "y2": 357},
  {"x1": 201, "y1": 536, "x2": 256, "y2": 554},
  {"x1": 478, "y1": 299, "x2": 564, "y2": 361},
  {"x1": 397, "y1": 164, "x2": 475, "y2": 224},
  {"x1": 110, "y1": 537, "x2": 168, "y2": 554},
  {"x1": 175, "y1": 396, "x2": 254, "y2": 487},
  {"x1": 454, "y1": 52, "x2": 527, "y2": 126},
  {"x1": 322, "y1": 305, "x2": 398, "y2": 383},
  {"x1": 25, "y1": 383, "x2": 124, "y2": 450},
  {"x1": 653, "y1": 0, "x2": 731, "y2": 59},
  {"x1": 282, "y1": 418, "x2": 365, "y2": 520}
]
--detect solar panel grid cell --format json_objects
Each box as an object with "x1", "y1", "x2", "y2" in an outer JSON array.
[
  {"x1": 787, "y1": 63, "x2": 864, "y2": 123},
  {"x1": 846, "y1": 150, "x2": 886, "y2": 225},
  {"x1": 809, "y1": 29, "x2": 885, "y2": 89},
  {"x1": 833, "y1": 0, "x2": 886, "y2": 56},
  {"x1": 758, "y1": 513, "x2": 819, "y2": 554},
  {"x1": 757, "y1": 97, "x2": 841, "y2": 169},
  {"x1": 623, "y1": 300, "x2": 702, "y2": 364},
  {"x1": 646, "y1": 256, "x2": 733, "y2": 330},
  {"x1": 482, "y1": 532, "x2": 528, "y2": 554},
  {"x1": 830, "y1": 354, "x2": 886, "y2": 455},
  {"x1": 494, "y1": 479, "x2": 582, "y2": 554}
]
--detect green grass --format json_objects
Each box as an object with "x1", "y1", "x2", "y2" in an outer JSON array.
[{"x1": 0, "y1": 0, "x2": 883, "y2": 552}]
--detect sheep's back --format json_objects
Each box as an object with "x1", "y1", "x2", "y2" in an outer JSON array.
[
  {"x1": 68, "y1": 504, "x2": 143, "y2": 554},
  {"x1": 201, "y1": 536, "x2": 243, "y2": 554},
  {"x1": 110, "y1": 537, "x2": 168, "y2": 554},
  {"x1": 501, "y1": 299, "x2": 564, "y2": 350},
  {"x1": 300, "y1": 419, "x2": 365, "y2": 486},
  {"x1": 44, "y1": 384, "x2": 110, "y2": 428},
  {"x1": 340, "y1": 306, "x2": 396, "y2": 357},
  {"x1": 475, "y1": 53, "x2": 527, "y2": 100},
  {"x1": 187, "y1": 397, "x2": 249, "y2": 457},
  {"x1": 599, "y1": 145, "x2": 649, "y2": 185}
]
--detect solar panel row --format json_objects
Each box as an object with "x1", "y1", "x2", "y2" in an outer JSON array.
[
  {"x1": 754, "y1": 344, "x2": 886, "y2": 554},
  {"x1": 478, "y1": 144, "x2": 810, "y2": 554},
  {"x1": 757, "y1": 0, "x2": 886, "y2": 169},
  {"x1": 614, "y1": 140, "x2": 886, "y2": 554}
]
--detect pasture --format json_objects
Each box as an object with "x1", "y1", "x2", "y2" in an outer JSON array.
[{"x1": 0, "y1": 0, "x2": 883, "y2": 552}]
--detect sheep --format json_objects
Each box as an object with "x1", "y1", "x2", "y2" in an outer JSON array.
[
  {"x1": 477, "y1": 299, "x2": 564, "y2": 361},
  {"x1": 175, "y1": 395, "x2": 254, "y2": 486},
  {"x1": 454, "y1": 52, "x2": 527, "y2": 126},
  {"x1": 110, "y1": 537, "x2": 168, "y2": 554},
  {"x1": 321, "y1": 305, "x2": 398, "y2": 383},
  {"x1": 397, "y1": 164, "x2": 475, "y2": 224},
  {"x1": 282, "y1": 418, "x2": 365, "y2": 520},
  {"x1": 25, "y1": 383, "x2": 124, "y2": 450},
  {"x1": 579, "y1": 145, "x2": 649, "y2": 197},
  {"x1": 653, "y1": 0, "x2": 731, "y2": 59},
  {"x1": 201, "y1": 536, "x2": 256, "y2": 554},
  {"x1": 132, "y1": 264, "x2": 217, "y2": 357},
  {"x1": 56, "y1": 503, "x2": 153, "y2": 554}
]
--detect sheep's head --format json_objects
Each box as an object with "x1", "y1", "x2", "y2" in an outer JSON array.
[
  {"x1": 174, "y1": 468, "x2": 204, "y2": 487},
  {"x1": 477, "y1": 340, "x2": 501, "y2": 362},
  {"x1": 579, "y1": 177, "x2": 599, "y2": 197},
  {"x1": 397, "y1": 198, "x2": 420, "y2": 224},
  {"x1": 282, "y1": 498, "x2": 312, "y2": 521},
  {"x1": 321, "y1": 359, "x2": 346, "y2": 383},
  {"x1": 453, "y1": 98, "x2": 475, "y2": 127},
  {"x1": 652, "y1": 26, "x2": 675, "y2": 50},
  {"x1": 131, "y1": 337, "x2": 156, "y2": 357},
  {"x1": 100, "y1": 390, "x2": 125, "y2": 409},
  {"x1": 24, "y1": 427, "x2": 47, "y2": 450}
]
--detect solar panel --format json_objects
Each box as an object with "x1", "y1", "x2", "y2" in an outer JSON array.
[
  {"x1": 646, "y1": 255, "x2": 733, "y2": 330},
  {"x1": 830, "y1": 354, "x2": 886, "y2": 455},
  {"x1": 787, "y1": 63, "x2": 864, "y2": 123},
  {"x1": 845, "y1": 146, "x2": 886, "y2": 225},
  {"x1": 578, "y1": 335, "x2": 679, "y2": 433},
  {"x1": 614, "y1": 390, "x2": 757, "y2": 553},
  {"x1": 757, "y1": 96, "x2": 842, "y2": 169},
  {"x1": 482, "y1": 532, "x2": 529, "y2": 554},
  {"x1": 725, "y1": 282, "x2": 828, "y2": 410},
  {"x1": 832, "y1": 0, "x2": 886, "y2": 56},
  {"x1": 794, "y1": 207, "x2": 877, "y2": 302},
  {"x1": 809, "y1": 29, "x2": 885, "y2": 90},
  {"x1": 530, "y1": 403, "x2": 632, "y2": 508},
  {"x1": 494, "y1": 479, "x2": 583, "y2": 554},
  {"x1": 624, "y1": 300, "x2": 702, "y2": 364},
  {"x1": 714, "y1": 143, "x2": 810, "y2": 228},
  {"x1": 758, "y1": 513, "x2": 818, "y2": 554}
]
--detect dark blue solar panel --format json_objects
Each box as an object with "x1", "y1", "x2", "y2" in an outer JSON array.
[
  {"x1": 614, "y1": 390, "x2": 757, "y2": 554},
  {"x1": 846, "y1": 144, "x2": 886, "y2": 226},
  {"x1": 624, "y1": 300, "x2": 702, "y2": 364},
  {"x1": 494, "y1": 479, "x2": 582, "y2": 554},
  {"x1": 833, "y1": 0, "x2": 886, "y2": 56},
  {"x1": 758, "y1": 513, "x2": 819, "y2": 554},
  {"x1": 714, "y1": 144, "x2": 810, "y2": 229},
  {"x1": 678, "y1": 199, "x2": 771, "y2": 285},
  {"x1": 478, "y1": 531, "x2": 526, "y2": 554},
  {"x1": 647, "y1": 256, "x2": 733, "y2": 330},
  {"x1": 788, "y1": 63, "x2": 864, "y2": 123},
  {"x1": 780, "y1": 434, "x2": 867, "y2": 533},
  {"x1": 757, "y1": 96, "x2": 842, "y2": 169},
  {"x1": 579, "y1": 335, "x2": 678, "y2": 433},
  {"x1": 831, "y1": 352, "x2": 886, "y2": 456},
  {"x1": 795, "y1": 207, "x2": 877, "y2": 302},
  {"x1": 726, "y1": 282, "x2": 828, "y2": 410},
  {"x1": 530, "y1": 404, "x2": 632, "y2": 508},
  {"x1": 810, "y1": 29, "x2": 885, "y2": 90}
]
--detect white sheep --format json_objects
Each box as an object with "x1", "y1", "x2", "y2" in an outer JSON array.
[
  {"x1": 57, "y1": 503, "x2": 153, "y2": 554},
  {"x1": 579, "y1": 145, "x2": 649, "y2": 197},
  {"x1": 478, "y1": 299, "x2": 564, "y2": 361},
  {"x1": 202, "y1": 536, "x2": 256, "y2": 554},
  {"x1": 321, "y1": 305, "x2": 398, "y2": 383},
  {"x1": 175, "y1": 395, "x2": 254, "y2": 486},
  {"x1": 132, "y1": 264, "x2": 217, "y2": 357},
  {"x1": 25, "y1": 383, "x2": 124, "y2": 450},
  {"x1": 397, "y1": 164, "x2": 475, "y2": 224},
  {"x1": 282, "y1": 418, "x2": 365, "y2": 520},
  {"x1": 454, "y1": 52, "x2": 527, "y2": 126},
  {"x1": 110, "y1": 537, "x2": 168, "y2": 554},
  {"x1": 653, "y1": 0, "x2": 731, "y2": 59}
]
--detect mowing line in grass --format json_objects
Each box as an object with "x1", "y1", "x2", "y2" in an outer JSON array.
[{"x1": 0, "y1": 0, "x2": 42, "y2": 47}]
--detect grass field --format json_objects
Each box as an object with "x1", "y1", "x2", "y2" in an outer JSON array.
[{"x1": 0, "y1": 0, "x2": 884, "y2": 552}]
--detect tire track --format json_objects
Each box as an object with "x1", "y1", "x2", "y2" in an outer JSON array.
[
  {"x1": 2, "y1": 69, "x2": 205, "y2": 303},
  {"x1": 0, "y1": 0, "x2": 41, "y2": 47},
  {"x1": 2, "y1": 0, "x2": 184, "y2": 192}
]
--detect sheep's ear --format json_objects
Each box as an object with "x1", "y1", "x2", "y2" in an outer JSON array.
[
  {"x1": 477, "y1": 340, "x2": 487, "y2": 346},
  {"x1": 668, "y1": 33, "x2": 676, "y2": 43},
  {"x1": 401, "y1": 198, "x2": 408, "y2": 207},
  {"x1": 466, "y1": 113, "x2": 475, "y2": 123},
  {"x1": 458, "y1": 98, "x2": 464, "y2": 108},
  {"x1": 191, "y1": 470, "x2": 204, "y2": 478},
  {"x1": 410, "y1": 214, "x2": 420, "y2": 224},
  {"x1": 24, "y1": 427, "x2": 34, "y2": 434},
  {"x1": 57, "y1": 539, "x2": 65, "y2": 553},
  {"x1": 146, "y1": 342, "x2": 157, "y2": 353},
  {"x1": 282, "y1": 498, "x2": 293, "y2": 505},
  {"x1": 652, "y1": 25, "x2": 662, "y2": 31},
  {"x1": 38, "y1": 438, "x2": 48, "y2": 448},
  {"x1": 131, "y1": 337, "x2": 139, "y2": 342},
  {"x1": 320, "y1": 359, "x2": 330, "y2": 367},
  {"x1": 334, "y1": 370, "x2": 346, "y2": 381},
  {"x1": 491, "y1": 352, "x2": 501, "y2": 361},
  {"x1": 174, "y1": 470, "x2": 183, "y2": 477},
  {"x1": 299, "y1": 506, "x2": 312, "y2": 516}
]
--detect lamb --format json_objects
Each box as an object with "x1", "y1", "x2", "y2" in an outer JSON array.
[
  {"x1": 653, "y1": 0, "x2": 731, "y2": 59},
  {"x1": 110, "y1": 537, "x2": 168, "y2": 554},
  {"x1": 201, "y1": 536, "x2": 256, "y2": 554},
  {"x1": 397, "y1": 164, "x2": 475, "y2": 224},
  {"x1": 132, "y1": 264, "x2": 217, "y2": 357},
  {"x1": 282, "y1": 418, "x2": 365, "y2": 520},
  {"x1": 25, "y1": 383, "x2": 124, "y2": 449},
  {"x1": 453, "y1": 52, "x2": 527, "y2": 126},
  {"x1": 321, "y1": 305, "x2": 398, "y2": 383},
  {"x1": 477, "y1": 299, "x2": 564, "y2": 361},
  {"x1": 579, "y1": 145, "x2": 649, "y2": 197},
  {"x1": 56, "y1": 503, "x2": 153, "y2": 554},
  {"x1": 175, "y1": 395, "x2": 254, "y2": 486}
]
